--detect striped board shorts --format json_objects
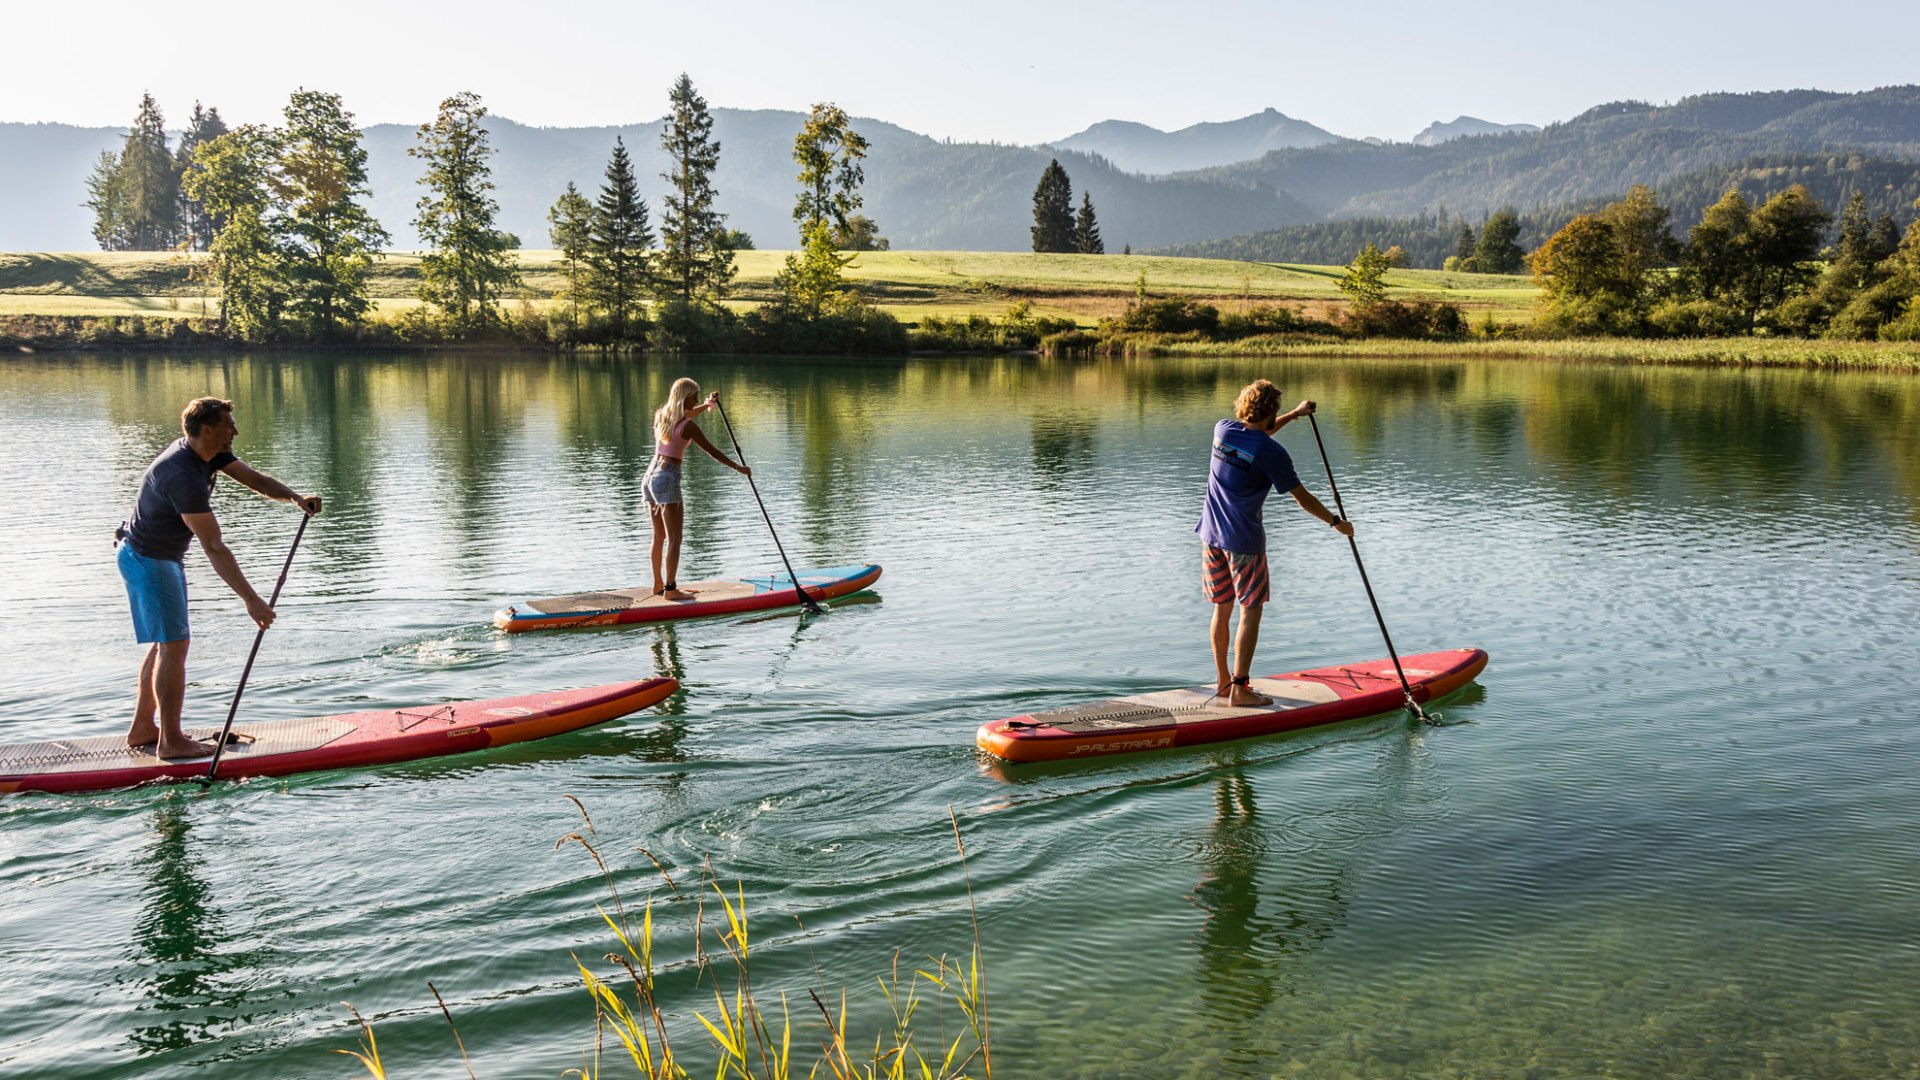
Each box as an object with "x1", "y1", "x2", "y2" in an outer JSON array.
[{"x1": 1202, "y1": 545, "x2": 1269, "y2": 607}]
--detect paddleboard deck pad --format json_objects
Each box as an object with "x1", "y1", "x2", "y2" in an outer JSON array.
[
  {"x1": 978, "y1": 648, "x2": 1487, "y2": 763},
  {"x1": 0, "y1": 678, "x2": 677, "y2": 794},
  {"x1": 494, "y1": 564, "x2": 882, "y2": 632}
]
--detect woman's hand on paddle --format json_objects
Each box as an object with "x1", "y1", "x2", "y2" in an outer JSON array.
[
  {"x1": 705, "y1": 391, "x2": 720, "y2": 408},
  {"x1": 296, "y1": 493, "x2": 322, "y2": 515},
  {"x1": 734, "y1": 461, "x2": 752, "y2": 477},
  {"x1": 1333, "y1": 517, "x2": 1355, "y2": 538}
]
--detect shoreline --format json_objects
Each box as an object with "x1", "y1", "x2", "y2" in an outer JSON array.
[{"x1": 10, "y1": 321, "x2": 1919, "y2": 372}]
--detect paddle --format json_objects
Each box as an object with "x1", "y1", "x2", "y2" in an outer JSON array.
[
  {"x1": 1304, "y1": 410, "x2": 1438, "y2": 726},
  {"x1": 201, "y1": 509, "x2": 311, "y2": 785},
  {"x1": 711, "y1": 396, "x2": 824, "y2": 616}
]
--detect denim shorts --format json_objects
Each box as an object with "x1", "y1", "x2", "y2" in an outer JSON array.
[
  {"x1": 119, "y1": 542, "x2": 190, "y2": 643},
  {"x1": 642, "y1": 457, "x2": 683, "y2": 506}
]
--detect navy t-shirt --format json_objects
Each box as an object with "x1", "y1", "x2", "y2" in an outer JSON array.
[
  {"x1": 1195, "y1": 419, "x2": 1301, "y2": 554},
  {"x1": 125, "y1": 438, "x2": 237, "y2": 561}
]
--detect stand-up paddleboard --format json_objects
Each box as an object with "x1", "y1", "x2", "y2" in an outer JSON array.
[
  {"x1": 978, "y1": 648, "x2": 1487, "y2": 763},
  {"x1": 493, "y1": 564, "x2": 882, "y2": 633},
  {"x1": 0, "y1": 678, "x2": 677, "y2": 795}
]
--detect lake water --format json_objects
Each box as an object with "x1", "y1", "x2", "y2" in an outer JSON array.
[{"x1": 2, "y1": 351, "x2": 1918, "y2": 1078}]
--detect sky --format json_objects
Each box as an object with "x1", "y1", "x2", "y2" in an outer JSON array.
[{"x1": 8, "y1": 0, "x2": 1919, "y2": 142}]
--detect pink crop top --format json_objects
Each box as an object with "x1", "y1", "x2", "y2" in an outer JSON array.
[{"x1": 657, "y1": 417, "x2": 694, "y2": 458}]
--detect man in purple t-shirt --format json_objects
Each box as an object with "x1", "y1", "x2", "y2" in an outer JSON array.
[
  {"x1": 117, "y1": 397, "x2": 321, "y2": 759},
  {"x1": 1195, "y1": 379, "x2": 1353, "y2": 706}
]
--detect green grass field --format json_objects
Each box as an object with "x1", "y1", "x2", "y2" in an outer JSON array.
[{"x1": 0, "y1": 249, "x2": 1543, "y2": 325}]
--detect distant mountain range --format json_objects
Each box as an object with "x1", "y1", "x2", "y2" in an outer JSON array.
[
  {"x1": 1410, "y1": 116, "x2": 1541, "y2": 146},
  {"x1": 0, "y1": 109, "x2": 1307, "y2": 252},
  {"x1": 1046, "y1": 108, "x2": 1342, "y2": 174},
  {"x1": 3, "y1": 86, "x2": 1917, "y2": 257}
]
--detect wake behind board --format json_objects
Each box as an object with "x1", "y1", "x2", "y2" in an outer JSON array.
[
  {"x1": 0, "y1": 678, "x2": 677, "y2": 795},
  {"x1": 494, "y1": 563, "x2": 882, "y2": 633},
  {"x1": 977, "y1": 648, "x2": 1487, "y2": 763}
]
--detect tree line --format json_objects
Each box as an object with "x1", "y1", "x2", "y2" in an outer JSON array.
[
  {"x1": 86, "y1": 95, "x2": 229, "y2": 252},
  {"x1": 1530, "y1": 184, "x2": 1920, "y2": 340},
  {"x1": 84, "y1": 83, "x2": 902, "y2": 350},
  {"x1": 1162, "y1": 153, "x2": 1920, "y2": 270}
]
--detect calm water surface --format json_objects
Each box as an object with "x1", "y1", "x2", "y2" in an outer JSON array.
[{"x1": 2, "y1": 351, "x2": 1918, "y2": 1078}]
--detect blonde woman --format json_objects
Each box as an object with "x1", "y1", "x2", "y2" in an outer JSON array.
[{"x1": 644, "y1": 377, "x2": 750, "y2": 600}]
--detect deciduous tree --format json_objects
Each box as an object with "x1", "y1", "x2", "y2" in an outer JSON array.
[
  {"x1": 1338, "y1": 243, "x2": 1392, "y2": 309},
  {"x1": 182, "y1": 126, "x2": 287, "y2": 339},
  {"x1": 791, "y1": 103, "x2": 868, "y2": 237},
  {"x1": 1471, "y1": 208, "x2": 1525, "y2": 273},
  {"x1": 410, "y1": 91, "x2": 520, "y2": 333},
  {"x1": 831, "y1": 214, "x2": 888, "y2": 251},
  {"x1": 279, "y1": 89, "x2": 388, "y2": 334}
]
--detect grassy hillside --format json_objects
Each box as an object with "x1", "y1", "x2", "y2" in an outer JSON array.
[{"x1": 0, "y1": 250, "x2": 1542, "y2": 324}]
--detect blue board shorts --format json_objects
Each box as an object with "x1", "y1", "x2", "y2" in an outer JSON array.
[{"x1": 119, "y1": 542, "x2": 190, "y2": 643}]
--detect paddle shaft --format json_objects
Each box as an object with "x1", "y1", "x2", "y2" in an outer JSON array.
[
  {"x1": 1304, "y1": 411, "x2": 1433, "y2": 723},
  {"x1": 202, "y1": 510, "x2": 311, "y2": 783},
  {"x1": 712, "y1": 397, "x2": 823, "y2": 615}
]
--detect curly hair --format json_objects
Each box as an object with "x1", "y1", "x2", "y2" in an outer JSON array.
[{"x1": 1233, "y1": 380, "x2": 1281, "y2": 426}]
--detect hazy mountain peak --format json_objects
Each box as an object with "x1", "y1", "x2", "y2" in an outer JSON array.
[
  {"x1": 1410, "y1": 116, "x2": 1540, "y2": 146},
  {"x1": 1049, "y1": 108, "x2": 1344, "y2": 174}
]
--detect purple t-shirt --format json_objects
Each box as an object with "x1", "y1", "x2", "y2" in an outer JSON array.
[
  {"x1": 1195, "y1": 419, "x2": 1300, "y2": 554},
  {"x1": 125, "y1": 438, "x2": 237, "y2": 561}
]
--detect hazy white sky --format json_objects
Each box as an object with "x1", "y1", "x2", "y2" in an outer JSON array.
[{"x1": 8, "y1": 0, "x2": 1917, "y2": 142}]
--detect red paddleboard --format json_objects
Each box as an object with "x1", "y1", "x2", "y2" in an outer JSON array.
[
  {"x1": 0, "y1": 678, "x2": 677, "y2": 795},
  {"x1": 494, "y1": 564, "x2": 881, "y2": 633},
  {"x1": 977, "y1": 648, "x2": 1487, "y2": 763}
]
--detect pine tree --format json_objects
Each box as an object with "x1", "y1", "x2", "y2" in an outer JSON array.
[
  {"x1": 586, "y1": 137, "x2": 654, "y2": 340},
  {"x1": 1453, "y1": 224, "x2": 1476, "y2": 265},
  {"x1": 1074, "y1": 191, "x2": 1104, "y2": 254},
  {"x1": 548, "y1": 182, "x2": 595, "y2": 328},
  {"x1": 118, "y1": 94, "x2": 181, "y2": 250},
  {"x1": 280, "y1": 89, "x2": 389, "y2": 334},
  {"x1": 656, "y1": 73, "x2": 735, "y2": 308},
  {"x1": 176, "y1": 103, "x2": 228, "y2": 251},
  {"x1": 84, "y1": 150, "x2": 132, "y2": 251},
  {"x1": 1031, "y1": 159, "x2": 1074, "y2": 253},
  {"x1": 411, "y1": 91, "x2": 521, "y2": 333}
]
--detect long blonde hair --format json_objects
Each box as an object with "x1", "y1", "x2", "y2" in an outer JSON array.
[{"x1": 654, "y1": 377, "x2": 701, "y2": 444}]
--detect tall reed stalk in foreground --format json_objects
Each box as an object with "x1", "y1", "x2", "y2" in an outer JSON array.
[{"x1": 340, "y1": 799, "x2": 990, "y2": 1080}]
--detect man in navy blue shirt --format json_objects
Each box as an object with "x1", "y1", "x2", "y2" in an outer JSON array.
[
  {"x1": 117, "y1": 397, "x2": 321, "y2": 758},
  {"x1": 1196, "y1": 379, "x2": 1353, "y2": 706}
]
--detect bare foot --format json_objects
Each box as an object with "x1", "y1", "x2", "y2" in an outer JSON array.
[
  {"x1": 1227, "y1": 684, "x2": 1273, "y2": 708},
  {"x1": 663, "y1": 588, "x2": 695, "y2": 601},
  {"x1": 155, "y1": 736, "x2": 218, "y2": 760},
  {"x1": 127, "y1": 719, "x2": 158, "y2": 748}
]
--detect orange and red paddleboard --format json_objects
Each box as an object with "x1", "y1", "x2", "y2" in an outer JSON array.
[
  {"x1": 0, "y1": 678, "x2": 677, "y2": 794},
  {"x1": 978, "y1": 648, "x2": 1487, "y2": 763},
  {"x1": 494, "y1": 564, "x2": 882, "y2": 633}
]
